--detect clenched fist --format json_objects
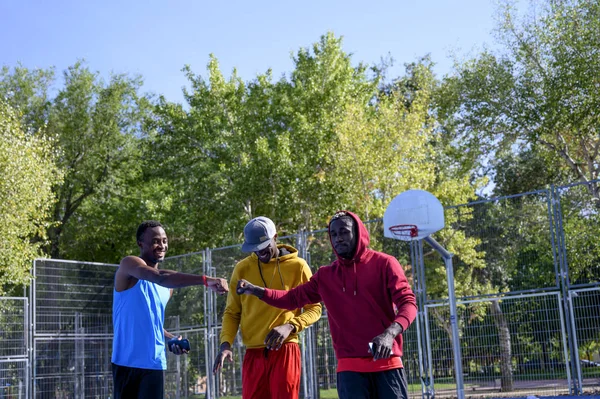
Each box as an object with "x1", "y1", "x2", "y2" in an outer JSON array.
[
  {"x1": 236, "y1": 279, "x2": 265, "y2": 298},
  {"x1": 206, "y1": 276, "x2": 229, "y2": 295}
]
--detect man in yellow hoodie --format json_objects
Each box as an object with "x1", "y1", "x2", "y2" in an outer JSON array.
[{"x1": 213, "y1": 216, "x2": 321, "y2": 399}]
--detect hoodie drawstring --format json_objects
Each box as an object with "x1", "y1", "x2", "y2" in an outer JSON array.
[
  {"x1": 353, "y1": 262, "x2": 357, "y2": 295},
  {"x1": 341, "y1": 261, "x2": 357, "y2": 296},
  {"x1": 257, "y1": 257, "x2": 285, "y2": 289}
]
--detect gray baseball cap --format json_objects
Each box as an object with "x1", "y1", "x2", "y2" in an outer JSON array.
[{"x1": 241, "y1": 217, "x2": 277, "y2": 252}]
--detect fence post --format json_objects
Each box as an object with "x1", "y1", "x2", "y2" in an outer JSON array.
[
  {"x1": 30, "y1": 261, "x2": 37, "y2": 399},
  {"x1": 423, "y1": 237, "x2": 464, "y2": 399},
  {"x1": 204, "y1": 248, "x2": 216, "y2": 399},
  {"x1": 175, "y1": 315, "x2": 181, "y2": 399},
  {"x1": 411, "y1": 239, "x2": 434, "y2": 399},
  {"x1": 203, "y1": 328, "x2": 210, "y2": 399},
  {"x1": 183, "y1": 346, "x2": 188, "y2": 398},
  {"x1": 25, "y1": 295, "x2": 30, "y2": 399},
  {"x1": 551, "y1": 185, "x2": 582, "y2": 394},
  {"x1": 298, "y1": 228, "x2": 320, "y2": 399},
  {"x1": 74, "y1": 312, "x2": 85, "y2": 398},
  {"x1": 105, "y1": 323, "x2": 110, "y2": 398}
]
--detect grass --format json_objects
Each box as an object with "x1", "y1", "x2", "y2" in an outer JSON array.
[{"x1": 188, "y1": 382, "x2": 460, "y2": 399}]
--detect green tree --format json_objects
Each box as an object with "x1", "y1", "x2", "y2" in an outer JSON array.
[
  {"x1": 435, "y1": 2, "x2": 600, "y2": 387},
  {"x1": 438, "y1": 0, "x2": 600, "y2": 200},
  {"x1": 148, "y1": 57, "x2": 296, "y2": 251},
  {"x1": 0, "y1": 100, "x2": 61, "y2": 294},
  {"x1": 148, "y1": 33, "x2": 381, "y2": 250},
  {"x1": 0, "y1": 62, "x2": 150, "y2": 261},
  {"x1": 46, "y1": 62, "x2": 148, "y2": 259},
  {"x1": 0, "y1": 64, "x2": 54, "y2": 132}
]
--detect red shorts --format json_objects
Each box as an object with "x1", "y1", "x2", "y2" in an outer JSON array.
[{"x1": 242, "y1": 342, "x2": 301, "y2": 399}]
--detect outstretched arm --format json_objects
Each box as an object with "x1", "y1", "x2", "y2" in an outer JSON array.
[
  {"x1": 286, "y1": 264, "x2": 322, "y2": 332},
  {"x1": 263, "y1": 264, "x2": 322, "y2": 350},
  {"x1": 118, "y1": 256, "x2": 228, "y2": 293},
  {"x1": 237, "y1": 271, "x2": 322, "y2": 310}
]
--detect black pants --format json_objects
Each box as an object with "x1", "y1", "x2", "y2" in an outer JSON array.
[
  {"x1": 337, "y1": 368, "x2": 409, "y2": 399},
  {"x1": 112, "y1": 363, "x2": 164, "y2": 399}
]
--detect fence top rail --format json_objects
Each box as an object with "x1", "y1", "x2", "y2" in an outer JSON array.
[
  {"x1": 446, "y1": 188, "x2": 551, "y2": 210},
  {"x1": 34, "y1": 258, "x2": 118, "y2": 267},
  {"x1": 164, "y1": 251, "x2": 205, "y2": 261},
  {"x1": 210, "y1": 243, "x2": 243, "y2": 251},
  {"x1": 554, "y1": 178, "x2": 600, "y2": 191},
  {"x1": 0, "y1": 358, "x2": 28, "y2": 363},
  {"x1": 307, "y1": 227, "x2": 329, "y2": 234},
  {"x1": 0, "y1": 297, "x2": 28, "y2": 301},
  {"x1": 567, "y1": 282, "x2": 600, "y2": 290},
  {"x1": 165, "y1": 251, "x2": 204, "y2": 260},
  {"x1": 33, "y1": 334, "x2": 114, "y2": 339},
  {"x1": 569, "y1": 286, "x2": 600, "y2": 294},
  {"x1": 170, "y1": 327, "x2": 208, "y2": 334},
  {"x1": 426, "y1": 287, "x2": 560, "y2": 303},
  {"x1": 425, "y1": 290, "x2": 560, "y2": 308},
  {"x1": 210, "y1": 233, "x2": 302, "y2": 253}
]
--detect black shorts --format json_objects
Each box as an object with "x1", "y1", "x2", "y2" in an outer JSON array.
[
  {"x1": 337, "y1": 368, "x2": 409, "y2": 399},
  {"x1": 112, "y1": 363, "x2": 164, "y2": 399}
]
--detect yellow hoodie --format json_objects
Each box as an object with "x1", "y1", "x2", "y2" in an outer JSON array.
[{"x1": 220, "y1": 244, "x2": 322, "y2": 348}]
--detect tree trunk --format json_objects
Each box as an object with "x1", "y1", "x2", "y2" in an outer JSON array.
[
  {"x1": 490, "y1": 300, "x2": 513, "y2": 392},
  {"x1": 47, "y1": 224, "x2": 63, "y2": 259}
]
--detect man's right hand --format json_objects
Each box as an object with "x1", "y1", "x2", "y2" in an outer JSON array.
[
  {"x1": 213, "y1": 343, "x2": 233, "y2": 374},
  {"x1": 236, "y1": 279, "x2": 265, "y2": 298},
  {"x1": 205, "y1": 276, "x2": 229, "y2": 295}
]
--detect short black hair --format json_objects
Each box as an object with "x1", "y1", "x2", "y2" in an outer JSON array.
[{"x1": 136, "y1": 220, "x2": 163, "y2": 242}]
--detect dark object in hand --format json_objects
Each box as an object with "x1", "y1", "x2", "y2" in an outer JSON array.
[{"x1": 168, "y1": 338, "x2": 190, "y2": 352}]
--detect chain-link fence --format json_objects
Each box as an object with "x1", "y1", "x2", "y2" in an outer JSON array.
[
  {"x1": 426, "y1": 292, "x2": 571, "y2": 397},
  {"x1": 9, "y1": 180, "x2": 600, "y2": 398},
  {"x1": 31, "y1": 259, "x2": 116, "y2": 398},
  {"x1": 0, "y1": 297, "x2": 28, "y2": 399},
  {"x1": 568, "y1": 287, "x2": 600, "y2": 393}
]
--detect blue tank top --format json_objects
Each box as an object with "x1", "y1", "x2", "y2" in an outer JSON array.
[{"x1": 112, "y1": 279, "x2": 171, "y2": 370}]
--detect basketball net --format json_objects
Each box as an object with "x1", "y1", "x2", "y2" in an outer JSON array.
[{"x1": 388, "y1": 224, "x2": 418, "y2": 239}]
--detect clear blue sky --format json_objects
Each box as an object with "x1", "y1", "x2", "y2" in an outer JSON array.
[{"x1": 1, "y1": 0, "x2": 503, "y2": 103}]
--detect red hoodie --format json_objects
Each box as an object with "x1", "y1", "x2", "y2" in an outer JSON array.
[{"x1": 262, "y1": 211, "x2": 417, "y2": 369}]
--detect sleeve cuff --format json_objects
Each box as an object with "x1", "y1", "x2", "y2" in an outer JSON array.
[
  {"x1": 393, "y1": 316, "x2": 410, "y2": 333},
  {"x1": 220, "y1": 334, "x2": 235, "y2": 346},
  {"x1": 262, "y1": 288, "x2": 274, "y2": 300},
  {"x1": 288, "y1": 319, "x2": 302, "y2": 333}
]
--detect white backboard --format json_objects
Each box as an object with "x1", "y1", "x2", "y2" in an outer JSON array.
[{"x1": 383, "y1": 189, "x2": 445, "y2": 241}]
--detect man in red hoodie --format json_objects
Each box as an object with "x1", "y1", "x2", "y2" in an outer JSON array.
[{"x1": 237, "y1": 211, "x2": 417, "y2": 399}]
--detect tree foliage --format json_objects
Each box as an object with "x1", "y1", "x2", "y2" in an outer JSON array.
[
  {"x1": 438, "y1": 0, "x2": 600, "y2": 200},
  {"x1": 0, "y1": 62, "x2": 150, "y2": 262},
  {"x1": 148, "y1": 34, "x2": 479, "y2": 257},
  {"x1": 0, "y1": 100, "x2": 61, "y2": 294}
]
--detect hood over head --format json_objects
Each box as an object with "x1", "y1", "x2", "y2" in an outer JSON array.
[
  {"x1": 328, "y1": 211, "x2": 371, "y2": 295},
  {"x1": 328, "y1": 210, "x2": 370, "y2": 264}
]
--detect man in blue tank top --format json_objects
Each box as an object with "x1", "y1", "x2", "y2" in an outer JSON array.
[{"x1": 112, "y1": 220, "x2": 229, "y2": 399}]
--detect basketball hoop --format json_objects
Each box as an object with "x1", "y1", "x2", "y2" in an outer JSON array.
[
  {"x1": 389, "y1": 224, "x2": 418, "y2": 240},
  {"x1": 384, "y1": 190, "x2": 444, "y2": 241}
]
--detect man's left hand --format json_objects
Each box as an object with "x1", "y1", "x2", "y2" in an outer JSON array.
[
  {"x1": 370, "y1": 331, "x2": 395, "y2": 360},
  {"x1": 167, "y1": 336, "x2": 190, "y2": 356},
  {"x1": 264, "y1": 324, "x2": 295, "y2": 350}
]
